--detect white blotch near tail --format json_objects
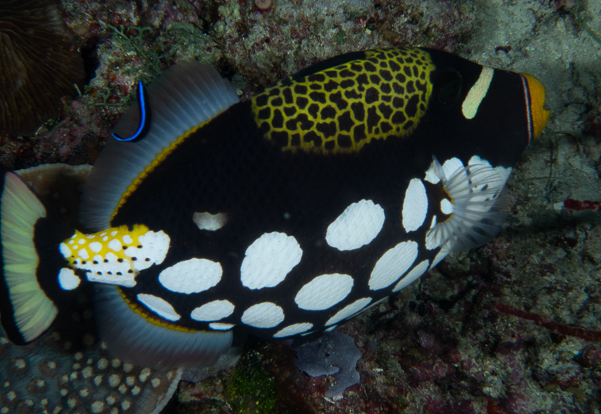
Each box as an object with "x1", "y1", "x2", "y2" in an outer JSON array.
[{"x1": 325, "y1": 199, "x2": 385, "y2": 251}]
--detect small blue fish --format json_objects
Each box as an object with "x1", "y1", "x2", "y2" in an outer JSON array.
[
  {"x1": 0, "y1": 47, "x2": 550, "y2": 370},
  {"x1": 111, "y1": 80, "x2": 150, "y2": 142}
]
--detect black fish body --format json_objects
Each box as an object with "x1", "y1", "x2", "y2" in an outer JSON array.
[{"x1": 0, "y1": 47, "x2": 550, "y2": 369}]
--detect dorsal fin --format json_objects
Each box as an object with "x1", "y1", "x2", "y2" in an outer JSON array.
[
  {"x1": 80, "y1": 61, "x2": 240, "y2": 231},
  {"x1": 291, "y1": 51, "x2": 365, "y2": 81}
]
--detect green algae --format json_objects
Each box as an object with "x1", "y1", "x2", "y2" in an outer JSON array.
[
  {"x1": 105, "y1": 23, "x2": 166, "y2": 77},
  {"x1": 224, "y1": 350, "x2": 278, "y2": 414}
]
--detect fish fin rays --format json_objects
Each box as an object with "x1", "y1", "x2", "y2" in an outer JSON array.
[
  {"x1": 80, "y1": 61, "x2": 240, "y2": 231},
  {"x1": 426, "y1": 160, "x2": 511, "y2": 253},
  {"x1": 95, "y1": 285, "x2": 233, "y2": 370},
  {"x1": 0, "y1": 169, "x2": 57, "y2": 344}
]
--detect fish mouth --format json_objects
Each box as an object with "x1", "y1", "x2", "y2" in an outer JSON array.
[{"x1": 521, "y1": 72, "x2": 551, "y2": 141}]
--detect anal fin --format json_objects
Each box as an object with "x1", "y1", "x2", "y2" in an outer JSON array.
[{"x1": 95, "y1": 285, "x2": 233, "y2": 370}]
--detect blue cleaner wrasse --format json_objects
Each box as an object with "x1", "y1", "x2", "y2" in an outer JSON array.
[{"x1": 0, "y1": 47, "x2": 550, "y2": 370}]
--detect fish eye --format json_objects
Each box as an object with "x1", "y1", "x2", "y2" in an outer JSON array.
[{"x1": 434, "y1": 69, "x2": 463, "y2": 105}]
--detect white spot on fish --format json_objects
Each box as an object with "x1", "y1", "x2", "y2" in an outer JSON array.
[
  {"x1": 83, "y1": 251, "x2": 134, "y2": 287},
  {"x1": 393, "y1": 259, "x2": 430, "y2": 292},
  {"x1": 294, "y1": 274, "x2": 353, "y2": 311},
  {"x1": 424, "y1": 157, "x2": 464, "y2": 185},
  {"x1": 108, "y1": 239, "x2": 121, "y2": 251},
  {"x1": 190, "y1": 300, "x2": 234, "y2": 321},
  {"x1": 240, "y1": 232, "x2": 302, "y2": 290},
  {"x1": 158, "y1": 258, "x2": 222, "y2": 294},
  {"x1": 325, "y1": 199, "x2": 385, "y2": 251},
  {"x1": 325, "y1": 297, "x2": 372, "y2": 326},
  {"x1": 369, "y1": 241, "x2": 418, "y2": 290},
  {"x1": 441, "y1": 199, "x2": 453, "y2": 215},
  {"x1": 241, "y1": 302, "x2": 284, "y2": 328},
  {"x1": 462, "y1": 66, "x2": 494, "y2": 119},
  {"x1": 58, "y1": 268, "x2": 80, "y2": 290},
  {"x1": 59, "y1": 242, "x2": 71, "y2": 258},
  {"x1": 136, "y1": 293, "x2": 180, "y2": 321},
  {"x1": 273, "y1": 323, "x2": 313, "y2": 338},
  {"x1": 209, "y1": 322, "x2": 234, "y2": 330},
  {"x1": 78, "y1": 249, "x2": 89, "y2": 260},
  {"x1": 124, "y1": 230, "x2": 170, "y2": 271},
  {"x1": 122, "y1": 235, "x2": 133, "y2": 244},
  {"x1": 193, "y1": 211, "x2": 228, "y2": 231},
  {"x1": 89, "y1": 242, "x2": 102, "y2": 253},
  {"x1": 402, "y1": 179, "x2": 428, "y2": 232},
  {"x1": 430, "y1": 249, "x2": 449, "y2": 269}
]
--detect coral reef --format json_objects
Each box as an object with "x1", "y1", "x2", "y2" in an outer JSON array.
[
  {"x1": 0, "y1": 0, "x2": 84, "y2": 136},
  {"x1": 1, "y1": 0, "x2": 601, "y2": 413}
]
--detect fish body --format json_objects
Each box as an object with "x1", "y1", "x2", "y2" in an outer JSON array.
[{"x1": 0, "y1": 47, "x2": 549, "y2": 369}]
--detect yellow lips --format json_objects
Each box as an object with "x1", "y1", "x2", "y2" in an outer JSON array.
[{"x1": 521, "y1": 73, "x2": 551, "y2": 139}]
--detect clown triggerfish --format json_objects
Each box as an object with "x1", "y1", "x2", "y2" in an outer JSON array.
[{"x1": 0, "y1": 47, "x2": 550, "y2": 370}]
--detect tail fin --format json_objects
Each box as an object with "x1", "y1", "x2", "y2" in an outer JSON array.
[{"x1": 0, "y1": 168, "x2": 77, "y2": 345}]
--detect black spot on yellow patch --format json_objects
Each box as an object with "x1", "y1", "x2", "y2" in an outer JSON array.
[
  {"x1": 296, "y1": 96, "x2": 309, "y2": 109},
  {"x1": 365, "y1": 87, "x2": 379, "y2": 104},
  {"x1": 330, "y1": 91, "x2": 347, "y2": 110},
  {"x1": 338, "y1": 111, "x2": 353, "y2": 132},
  {"x1": 351, "y1": 102, "x2": 365, "y2": 122},
  {"x1": 258, "y1": 107, "x2": 271, "y2": 120},
  {"x1": 283, "y1": 88, "x2": 294, "y2": 104},
  {"x1": 321, "y1": 106, "x2": 337, "y2": 119}
]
